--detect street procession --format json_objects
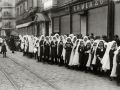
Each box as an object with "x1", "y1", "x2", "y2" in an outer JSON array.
[{"x1": 0, "y1": 0, "x2": 120, "y2": 90}]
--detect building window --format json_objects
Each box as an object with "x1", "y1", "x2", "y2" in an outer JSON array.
[
  {"x1": 17, "y1": 7, "x2": 19, "y2": 16},
  {"x1": 23, "y1": 3, "x2": 25, "y2": 12},
  {"x1": 20, "y1": 6, "x2": 22, "y2": 15}
]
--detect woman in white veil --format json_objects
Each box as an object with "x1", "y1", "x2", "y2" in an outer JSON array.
[
  {"x1": 101, "y1": 41, "x2": 117, "y2": 71},
  {"x1": 62, "y1": 35, "x2": 67, "y2": 61},
  {"x1": 71, "y1": 39, "x2": 80, "y2": 66},
  {"x1": 68, "y1": 36, "x2": 77, "y2": 66}
]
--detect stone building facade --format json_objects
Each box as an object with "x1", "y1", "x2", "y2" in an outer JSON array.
[
  {"x1": 0, "y1": 0, "x2": 16, "y2": 37},
  {"x1": 16, "y1": 0, "x2": 120, "y2": 40}
]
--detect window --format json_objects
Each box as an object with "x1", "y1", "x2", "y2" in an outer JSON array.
[
  {"x1": 17, "y1": 7, "x2": 19, "y2": 16},
  {"x1": 23, "y1": 3, "x2": 25, "y2": 12},
  {"x1": 33, "y1": 0, "x2": 38, "y2": 7},
  {"x1": 20, "y1": 6, "x2": 22, "y2": 15}
]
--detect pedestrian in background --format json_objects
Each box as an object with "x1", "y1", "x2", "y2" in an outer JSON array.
[
  {"x1": 10, "y1": 35, "x2": 16, "y2": 53},
  {"x1": 1, "y1": 39, "x2": 7, "y2": 57}
]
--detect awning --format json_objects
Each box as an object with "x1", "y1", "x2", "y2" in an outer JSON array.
[
  {"x1": 16, "y1": 21, "x2": 33, "y2": 29},
  {"x1": 34, "y1": 13, "x2": 50, "y2": 22}
]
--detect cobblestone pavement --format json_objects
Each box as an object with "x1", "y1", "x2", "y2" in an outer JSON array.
[
  {"x1": 1, "y1": 50, "x2": 120, "y2": 90},
  {"x1": 0, "y1": 54, "x2": 56, "y2": 90},
  {"x1": 0, "y1": 66, "x2": 16, "y2": 90}
]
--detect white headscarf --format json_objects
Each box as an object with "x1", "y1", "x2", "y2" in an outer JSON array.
[
  {"x1": 71, "y1": 39, "x2": 81, "y2": 66},
  {"x1": 84, "y1": 36, "x2": 89, "y2": 45},
  {"x1": 101, "y1": 41, "x2": 117, "y2": 71}
]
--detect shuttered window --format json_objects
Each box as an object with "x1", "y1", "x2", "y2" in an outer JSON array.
[
  {"x1": 88, "y1": 6, "x2": 108, "y2": 36},
  {"x1": 53, "y1": 17, "x2": 59, "y2": 33},
  {"x1": 72, "y1": 13, "x2": 80, "y2": 34},
  {"x1": 61, "y1": 15, "x2": 70, "y2": 35},
  {"x1": 114, "y1": 4, "x2": 120, "y2": 36}
]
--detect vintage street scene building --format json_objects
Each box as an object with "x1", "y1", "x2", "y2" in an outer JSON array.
[
  {"x1": 0, "y1": 0, "x2": 15, "y2": 37},
  {"x1": 1, "y1": 0, "x2": 120, "y2": 90},
  {"x1": 15, "y1": 0, "x2": 120, "y2": 40}
]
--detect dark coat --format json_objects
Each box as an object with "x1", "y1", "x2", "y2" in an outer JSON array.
[
  {"x1": 65, "y1": 42, "x2": 73, "y2": 61},
  {"x1": 44, "y1": 41, "x2": 50, "y2": 56},
  {"x1": 116, "y1": 54, "x2": 120, "y2": 76},
  {"x1": 10, "y1": 37, "x2": 16, "y2": 51},
  {"x1": 1, "y1": 44, "x2": 7, "y2": 52},
  {"x1": 78, "y1": 46, "x2": 85, "y2": 64},
  {"x1": 84, "y1": 47, "x2": 91, "y2": 65},
  {"x1": 50, "y1": 41, "x2": 57, "y2": 57},
  {"x1": 96, "y1": 47, "x2": 106, "y2": 67},
  {"x1": 109, "y1": 49, "x2": 115, "y2": 70}
]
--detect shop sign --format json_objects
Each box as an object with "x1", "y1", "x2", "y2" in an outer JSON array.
[{"x1": 72, "y1": 0, "x2": 108, "y2": 12}]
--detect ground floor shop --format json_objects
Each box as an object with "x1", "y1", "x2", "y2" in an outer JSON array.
[
  {"x1": 114, "y1": 2, "x2": 120, "y2": 36},
  {"x1": 52, "y1": 0, "x2": 109, "y2": 37}
]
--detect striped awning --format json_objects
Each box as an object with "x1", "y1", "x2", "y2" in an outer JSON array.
[{"x1": 16, "y1": 21, "x2": 33, "y2": 29}]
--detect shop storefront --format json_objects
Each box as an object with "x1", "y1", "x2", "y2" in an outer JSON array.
[
  {"x1": 61, "y1": 15, "x2": 70, "y2": 35},
  {"x1": 72, "y1": 13, "x2": 81, "y2": 34},
  {"x1": 52, "y1": 0, "x2": 109, "y2": 36},
  {"x1": 88, "y1": 6, "x2": 108, "y2": 36},
  {"x1": 114, "y1": 2, "x2": 120, "y2": 36},
  {"x1": 53, "y1": 17, "x2": 60, "y2": 33},
  {"x1": 71, "y1": 0, "x2": 108, "y2": 36}
]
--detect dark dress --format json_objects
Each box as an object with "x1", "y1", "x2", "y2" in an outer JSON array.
[
  {"x1": 58, "y1": 41, "x2": 63, "y2": 57},
  {"x1": 44, "y1": 41, "x2": 50, "y2": 58},
  {"x1": 116, "y1": 54, "x2": 120, "y2": 76},
  {"x1": 84, "y1": 47, "x2": 91, "y2": 65},
  {"x1": 50, "y1": 41, "x2": 57, "y2": 58},
  {"x1": 96, "y1": 47, "x2": 106, "y2": 67},
  {"x1": 58, "y1": 41, "x2": 64, "y2": 65},
  {"x1": 1, "y1": 44, "x2": 7, "y2": 52},
  {"x1": 10, "y1": 37, "x2": 16, "y2": 51},
  {"x1": 91, "y1": 47, "x2": 95, "y2": 66},
  {"x1": 109, "y1": 49, "x2": 115, "y2": 70},
  {"x1": 65, "y1": 42, "x2": 73, "y2": 61},
  {"x1": 78, "y1": 46, "x2": 85, "y2": 65},
  {"x1": 38, "y1": 40, "x2": 44, "y2": 61},
  {"x1": 39, "y1": 40, "x2": 44, "y2": 56}
]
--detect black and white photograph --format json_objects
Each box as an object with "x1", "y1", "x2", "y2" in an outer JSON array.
[{"x1": 0, "y1": 0, "x2": 120, "y2": 90}]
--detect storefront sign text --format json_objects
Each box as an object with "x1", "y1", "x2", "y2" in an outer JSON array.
[{"x1": 72, "y1": 0, "x2": 108, "y2": 12}]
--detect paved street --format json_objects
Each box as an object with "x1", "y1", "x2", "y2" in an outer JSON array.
[{"x1": 0, "y1": 50, "x2": 120, "y2": 90}]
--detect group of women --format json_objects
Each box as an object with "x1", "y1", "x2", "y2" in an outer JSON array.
[{"x1": 19, "y1": 34, "x2": 120, "y2": 86}]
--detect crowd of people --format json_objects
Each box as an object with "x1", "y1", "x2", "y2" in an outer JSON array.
[
  {"x1": 18, "y1": 33, "x2": 120, "y2": 86},
  {"x1": 1, "y1": 33, "x2": 120, "y2": 86}
]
